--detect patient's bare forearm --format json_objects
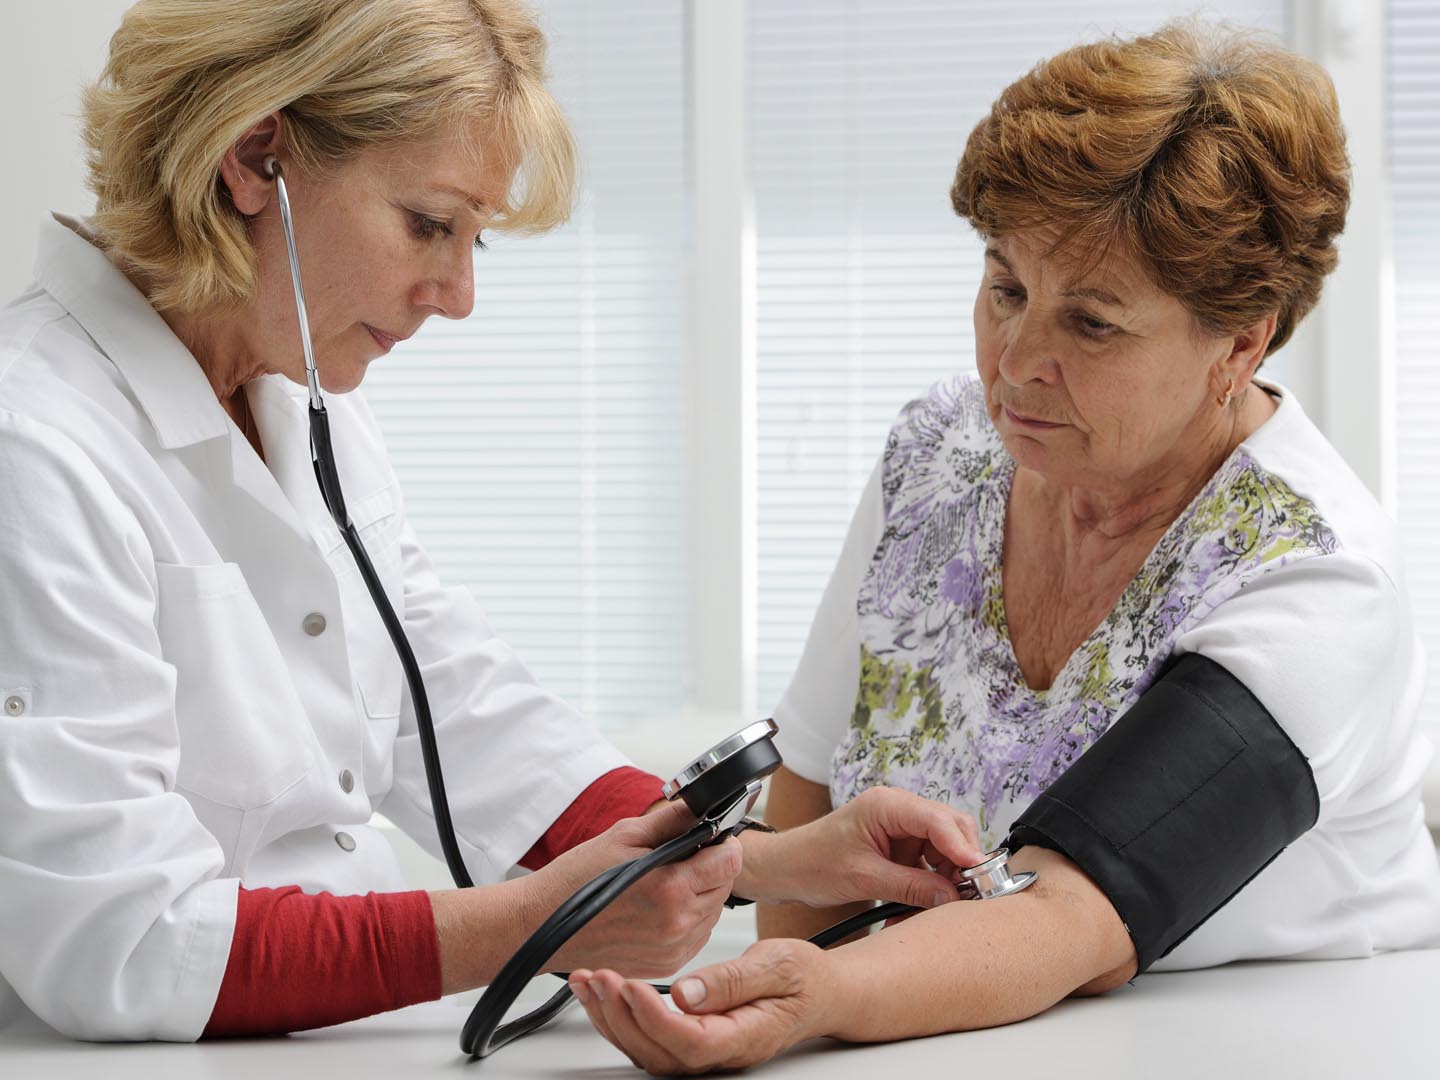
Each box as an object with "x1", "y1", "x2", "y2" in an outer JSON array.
[
  {"x1": 757, "y1": 897, "x2": 873, "y2": 942},
  {"x1": 819, "y1": 847, "x2": 1136, "y2": 1042}
]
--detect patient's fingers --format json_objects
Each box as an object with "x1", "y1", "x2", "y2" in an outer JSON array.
[
  {"x1": 591, "y1": 971, "x2": 684, "y2": 1074},
  {"x1": 568, "y1": 971, "x2": 621, "y2": 1055}
]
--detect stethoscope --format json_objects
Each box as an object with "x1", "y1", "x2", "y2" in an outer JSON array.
[{"x1": 264, "y1": 156, "x2": 1036, "y2": 1061}]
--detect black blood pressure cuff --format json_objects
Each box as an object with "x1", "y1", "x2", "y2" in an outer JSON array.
[{"x1": 1004, "y1": 653, "x2": 1319, "y2": 973}]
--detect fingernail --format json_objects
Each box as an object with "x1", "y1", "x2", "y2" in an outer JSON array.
[
  {"x1": 620, "y1": 983, "x2": 638, "y2": 1008},
  {"x1": 934, "y1": 889, "x2": 951, "y2": 907},
  {"x1": 570, "y1": 980, "x2": 590, "y2": 1005},
  {"x1": 675, "y1": 977, "x2": 707, "y2": 1008},
  {"x1": 592, "y1": 980, "x2": 606, "y2": 1003}
]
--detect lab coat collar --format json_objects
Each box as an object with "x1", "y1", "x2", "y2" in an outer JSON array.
[
  {"x1": 32, "y1": 213, "x2": 230, "y2": 451},
  {"x1": 34, "y1": 214, "x2": 327, "y2": 554}
]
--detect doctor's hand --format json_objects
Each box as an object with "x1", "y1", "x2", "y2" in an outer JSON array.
[
  {"x1": 734, "y1": 786, "x2": 982, "y2": 909},
  {"x1": 568, "y1": 937, "x2": 839, "y2": 1075},
  {"x1": 524, "y1": 800, "x2": 740, "y2": 979}
]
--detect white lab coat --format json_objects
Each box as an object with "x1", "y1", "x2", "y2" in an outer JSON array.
[{"x1": 0, "y1": 214, "x2": 630, "y2": 1040}]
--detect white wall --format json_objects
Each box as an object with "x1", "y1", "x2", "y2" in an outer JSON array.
[{"x1": 0, "y1": 2, "x2": 134, "y2": 300}]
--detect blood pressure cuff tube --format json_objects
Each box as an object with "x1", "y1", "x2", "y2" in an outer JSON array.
[{"x1": 1004, "y1": 652, "x2": 1320, "y2": 973}]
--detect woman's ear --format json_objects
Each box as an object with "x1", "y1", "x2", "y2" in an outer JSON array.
[
  {"x1": 219, "y1": 112, "x2": 286, "y2": 216},
  {"x1": 1218, "y1": 311, "x2": 1279, "y2": 394}
]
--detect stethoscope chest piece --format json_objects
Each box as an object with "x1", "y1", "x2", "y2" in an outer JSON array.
[{"x1": 961, "y1": 847, "x2": 1037, "y2": 900}]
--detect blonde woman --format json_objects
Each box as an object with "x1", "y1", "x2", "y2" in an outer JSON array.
[{"x1": 0, "y1": 0, "x2": 982, "y2": 1041}]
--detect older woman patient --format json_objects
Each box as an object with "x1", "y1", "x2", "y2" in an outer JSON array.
[{"x1": 569, "y1": 22, "x2": 1440, "y2": 1073}]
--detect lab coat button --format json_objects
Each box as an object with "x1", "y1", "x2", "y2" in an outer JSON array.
[
  {"x1": 334, "y1": 831, "x2": 356, "y2": 852},
  {"x1": 339, "y1": 769, "x2": 355, "y2": 794},
  {"x1": 3, "y1": 695, "x2": 24, "y2": 717},
  {"x1": 302, "y1": 612, "x2": 327, "y2": 637}
]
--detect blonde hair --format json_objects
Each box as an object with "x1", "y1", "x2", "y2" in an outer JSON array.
[
  {"x1": 83, "y1": 0, "x2": 575, "y2": 313},
  {"x1": 951, "y1": 22, "x2": 1350, "y2": 355}
]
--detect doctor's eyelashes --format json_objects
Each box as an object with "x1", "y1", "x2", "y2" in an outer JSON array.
[{"x1": 405, "y1": 210, "x2": 488, "y2": 250}]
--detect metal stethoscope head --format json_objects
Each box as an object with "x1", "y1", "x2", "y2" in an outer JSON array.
[
  {"x1": 959, "y1": 847, "x2": 1036, "y2": 900},
  {"x1": 263, "y1": 156, "x2": 325, "y2": 413}
]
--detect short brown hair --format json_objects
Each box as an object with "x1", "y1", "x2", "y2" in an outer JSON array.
[
  {"x1": 83, "y1": 0, "x2": 575, "y2": 314},
  {"x1": 951, "y1": 22, "x2": 1349, "y2": 355}
]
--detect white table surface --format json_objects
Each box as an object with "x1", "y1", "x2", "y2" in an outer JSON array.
[{"x1": 3, "y1": 907, "x2": 1436, "y2": 1080}]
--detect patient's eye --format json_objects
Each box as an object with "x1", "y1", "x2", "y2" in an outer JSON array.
[
  {"x1": 989, "y1": 283, "x2": 1024, "y2": 308},
  {"x1": 1072, "y1": 310, "x2": 1118, "y2": 339}
]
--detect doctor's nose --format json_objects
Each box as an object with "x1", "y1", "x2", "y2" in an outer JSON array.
[{"x1": 415, "y1": 248, "x2": 476, "y2": 321}]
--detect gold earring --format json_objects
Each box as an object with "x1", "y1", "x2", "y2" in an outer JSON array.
[{"x1": 1217, "y1": 377, "x2": 1234, "y2": 408}]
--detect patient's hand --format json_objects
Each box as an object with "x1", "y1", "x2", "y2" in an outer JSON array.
[{"x1": 569, "y1": 938, "x2": 836, "y2": 1075}]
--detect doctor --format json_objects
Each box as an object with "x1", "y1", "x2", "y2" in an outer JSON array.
[{"x1": 0, "y1": 0, "x2": 982, "y2": 1042}]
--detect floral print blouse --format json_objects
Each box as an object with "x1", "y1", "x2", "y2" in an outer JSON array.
[{"x1": 828, "y1": 375, "x2": 1339, "y2": 850}]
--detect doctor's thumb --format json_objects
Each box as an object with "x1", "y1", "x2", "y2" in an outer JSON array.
[{"x1": 631, "y1": 798, "x2": 698, "y2": 846}]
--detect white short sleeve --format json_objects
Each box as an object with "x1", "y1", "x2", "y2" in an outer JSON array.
[
  {"x1": 1173, "y1": 552, "x2": 1420, "y2": 817},
  {"x1": 771, "y1": 460, "x2": 885, "y2": 785},
  {"x1": 1162, "y1": 551, "x2": 1440, "y2": 966}
]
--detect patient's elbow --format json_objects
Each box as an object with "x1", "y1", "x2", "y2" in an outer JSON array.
[{"x1": 1072, "y1": 955, "x2": 1138, "y2": 997}]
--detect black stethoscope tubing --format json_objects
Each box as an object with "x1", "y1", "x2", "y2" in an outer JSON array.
[{"x1": 270, "y1": 157, "x2": 770, "y2": 1059}]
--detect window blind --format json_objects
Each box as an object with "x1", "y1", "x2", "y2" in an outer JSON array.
[
  {"x1": 363, "y1": 0, "x2": 687, "y2": 729},
  {"x1": 1391, "y1": 0, "x2": 1440, "y2": 732},
  {"x1": 751, "y1": 0, "x2": 1290, "y2": 717}
]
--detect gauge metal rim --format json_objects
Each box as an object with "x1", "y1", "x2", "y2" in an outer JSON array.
[{"x1": 662, "y1": 718, "x2": 779, "y2": 801}]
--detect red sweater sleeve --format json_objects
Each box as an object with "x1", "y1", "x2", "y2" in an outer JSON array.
[
  {"x1": 204, "y1": 766, "x2": 663, "y2": 1036},
  {"x1": 519, "y1": 765, "x2": 665, "y2": 869},
  {"x1": 203, "y1": 886, "x2": 440, "y2": 1038}
]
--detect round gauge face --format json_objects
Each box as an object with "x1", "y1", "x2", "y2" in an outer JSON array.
[{"x1": 662, "y1": 718, "x2": 779, "y2": 801}]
